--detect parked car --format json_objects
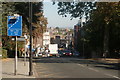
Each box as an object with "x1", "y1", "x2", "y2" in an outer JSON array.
[
  {"x1": 32, "y1": 48, "x2": 36, "y2": 54},
  {"x1": 58, "y1": 50, "x2": 64, "y2": 57},
  {"x1": 38, "y1": 52, "x2": 42, "y2": 57},
  {"x1": 62, "y1": 50, "x2": 73, "y2": 56},
  {"x1": 73, "y1": 51, "x2": 80, "y2": 57}
]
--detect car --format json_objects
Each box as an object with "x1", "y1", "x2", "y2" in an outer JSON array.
[
  {"x1": 58, "y1": 50, "x2": 64, "y2": 57},
  {"x1": 38, "y1": 52, "x2": 43, "y2": 57},
  {"x1": 62, "y1": 50, "x2": 73, "y2": 56},
  {"x1": 73, "y1": 51, "x2": 80, "y2": 57},
  {"x1": 32, "y1": 48, "x2": 36, "y2": 54}
]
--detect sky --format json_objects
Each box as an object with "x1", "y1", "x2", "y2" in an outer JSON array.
[{"x1": 43, "y1": 2, "x2": 80, "y2": 29}]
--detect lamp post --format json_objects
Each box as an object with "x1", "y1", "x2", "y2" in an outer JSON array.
[{"x1": 29, "y1": 2, "x2": 33, "y2": 76}]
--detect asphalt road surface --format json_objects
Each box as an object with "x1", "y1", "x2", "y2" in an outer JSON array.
[{"x1": 33, "y1": 57, "x2": 120, "y2": 79}]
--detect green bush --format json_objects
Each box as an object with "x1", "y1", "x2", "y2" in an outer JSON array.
[{"x1": 2, "y1": 49, "x2": 7, "y2": 59}]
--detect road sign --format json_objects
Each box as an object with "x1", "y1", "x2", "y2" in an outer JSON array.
[
  {"x1": 11, "y1": 37, "x2": 26, "y2": 41},
  {"x1": 17, "y1": 37, "x2": 25, "y2": 41},
  {"x1": 7, "y1": 16, "x2": 22, "y2": 36}
]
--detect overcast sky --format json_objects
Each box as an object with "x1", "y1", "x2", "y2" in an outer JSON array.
[{"x1": 43, "y1": 2, "x2": 79, "y2": 29}]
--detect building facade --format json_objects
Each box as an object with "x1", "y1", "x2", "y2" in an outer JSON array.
[
  {"x1": 74, "y1": 24, "x2": 81, "y2": 50},
  {"x1": 43, "y1": 32, "x2": 50, "y2": 47}
]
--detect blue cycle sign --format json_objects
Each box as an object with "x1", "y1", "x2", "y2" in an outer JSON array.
[{"x1": 7, "y1": 16, "x2": 22, "y2": 36}]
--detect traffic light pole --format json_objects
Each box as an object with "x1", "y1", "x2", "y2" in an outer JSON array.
[{"x1": 29, "y1": 2, "x2": 33, "y2": 76}]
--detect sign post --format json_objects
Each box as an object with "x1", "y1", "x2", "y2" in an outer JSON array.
[
  {"x1": 7, "y1": 16, "x2": 22, "y2": 75},
  {"x1": 15, "y1": 36, "x2": 17, "y2": 75}
]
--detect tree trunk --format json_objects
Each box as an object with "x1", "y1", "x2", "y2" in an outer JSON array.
[{"x1": 103, "y1": 24, "x2": 109, "y2": 58}]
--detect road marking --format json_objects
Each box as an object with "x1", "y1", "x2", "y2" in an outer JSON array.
[
  {"x1": 77, "y1": 64, "x2": 120, "y2": 79},
  {"x1": 88, "y1": 67, "x2": 99, "y2": 72},
  {"x1": 77, "y1": 64, "x2": 85, "y2": 67},
  {"x1": 78, "y1": 64, "x2": 99, "y2": 72},
  {"x1": 105, "y1": 73, "x2": 120, "y2": 79}
]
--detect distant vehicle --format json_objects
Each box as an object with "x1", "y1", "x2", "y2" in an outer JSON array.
[
  {"x1": 62, "y1": 50, "x2": 73, "y2": 56},
  {"x1": 58, "y1": 50, "x2": 64, "y2": 57},
  {"x1": 32, "y1": 48, "x2": 36, "y2": 57},
  {"x1": 32, "y1": 48, "x2": 36, "y2": 53},
  {"x1": 48, "y1": 44, "x2": 58, "y2": 57},
  {"x1": 73, "y1": 51, "x2": 80, "y2": 57},
  {"x1": 38, "y1": 52, "x2": 42, "y2": 57}
]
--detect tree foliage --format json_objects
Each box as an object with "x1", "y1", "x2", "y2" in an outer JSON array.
[
  {"x1": 85, "y1": 2, "x2": 120, "y2": 57},
  {"x1": 56, "y1": 2, "x2": 120, "y2": 58},
  {"x1": 54, "y1": 2, "x2": 96, "y2": 20},
  {"x1": 2, "y1": 2, "x2": 47, "y2": 54}
]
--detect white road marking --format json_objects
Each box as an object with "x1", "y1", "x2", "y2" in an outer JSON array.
[
  {"x1": 77, "y1": 64, "x2": 99, "y2": 72},
  {"x1": 105, "y1": 74, "x2": 120, "y2": 79},
  {"x1": 77, "y1": 64, "x2": 85, "y2": 67},
  {"x1": 88, "y1": 67, "x2": 99, "y2": 72},
  {"x1": 77, "y1": 64, "x2": 120, "y2": 79}
]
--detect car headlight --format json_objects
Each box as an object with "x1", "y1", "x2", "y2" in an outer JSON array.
[
  {"x1": 63, "y1": 53, "x2": 65, "y2": 54},
  {"x1": 70, "y1": 53, "x2": 72, "y2": 54}
]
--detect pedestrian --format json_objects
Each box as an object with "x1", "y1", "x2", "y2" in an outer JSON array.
[
  {"x1": 45, "y1": 50, "x2": 48, "y2": 57},
  {"x1": 36, "y1": 46, "x2": 40, "y2": 57},
  {"x1": 48, "y1": 49, "x2": 50, "y2": 57},
  {"x1": 21, "y1": 48, "x2": 25, "y2": 57},
  {"x1": 45, "y1": 48, "x2": 49, "y2": 57}
]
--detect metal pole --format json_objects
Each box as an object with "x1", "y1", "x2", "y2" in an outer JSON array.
[
  {"x1": 24, "y1": 39, "x2": 26, "y2": 66},
  {"x1": 29, "y1": 2, "x2": 33, "y2": 76},
  {"x1": 14, "y1": 36, "x2": 17, "y2": 75}
]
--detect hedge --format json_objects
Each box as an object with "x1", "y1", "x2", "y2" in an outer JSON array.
[{"x1": 2, "y1": 49, "x2": 7, "y2": 59}]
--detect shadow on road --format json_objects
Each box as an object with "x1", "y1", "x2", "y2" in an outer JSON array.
[
  {"x1": 33, "y1": 57, "x2": 120, "y2": 71},
  {"x1": 94, "y1": 65, "x2": 119, "y2": 70}
]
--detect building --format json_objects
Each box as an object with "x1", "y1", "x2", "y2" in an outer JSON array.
[
  {"x1": 74, "y1": 23, "x2": 81, "y2": 50},
  {"x1": 33, "y1": 36, "x2": 43, "y2": 48},
  {"x1": 55, "y1": 36, "x2": 61, "y2": 48},
  {"x1": 60, "y1": 39, "x2": 66, "y2": 49},
  {"x1": 47, "y1": 27, "x2": 74, "y2": 49},
  {"x1": 43, "y1": 32, "x2": 50, "y2": 47},
  {"x1": 65, "y1": 32, "x2": 74, "y2": 50}
]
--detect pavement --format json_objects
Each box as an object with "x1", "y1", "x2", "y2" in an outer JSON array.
[
  {"x1": 0, "y1": 57, "x2": 2, "y2": 80},
  {"x1": 2, "y1": 58, "x2": 35, "y2": 79}
]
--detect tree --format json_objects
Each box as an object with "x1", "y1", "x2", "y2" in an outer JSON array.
[
  {"x1": 14, "y1": 2, "x2": 47, "y2": 35},
  {"x1": 54, "y1": 2, "x2": 96, "y2": 20},
  {"x1": 2, "y1": 2, "x2": 48, "y2": 57},
  {"x1": 2, "y1": 2, "x2": 15, "y2": 49},
  {"x1": 55, "y1": 2, "x2": 120, "y2": 58},
  {"x1": 85, "y1": 2, "x2": 120, "y2": 58}
]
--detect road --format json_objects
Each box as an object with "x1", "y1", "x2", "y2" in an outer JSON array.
[{"x1": 33, "y1": 57, "x2": 120, "y2": 79}]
